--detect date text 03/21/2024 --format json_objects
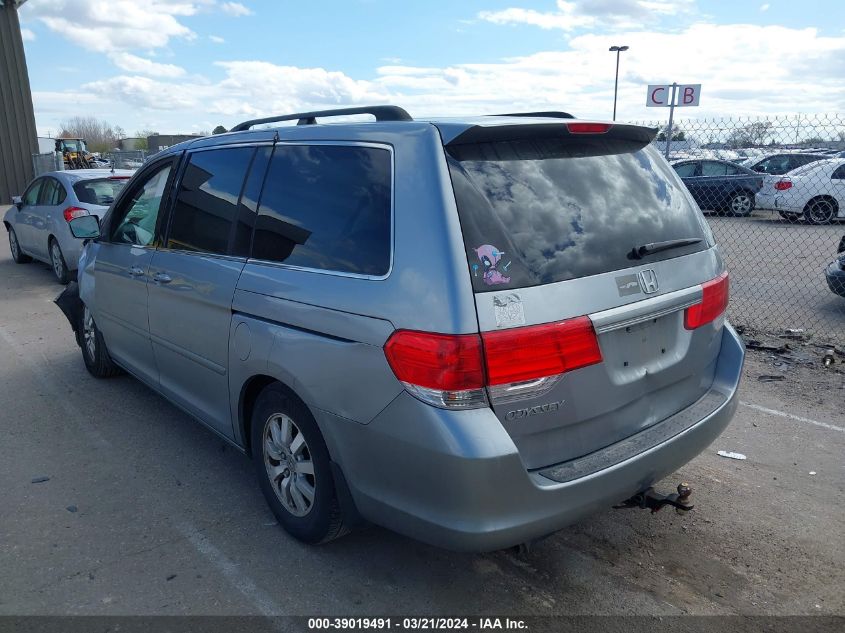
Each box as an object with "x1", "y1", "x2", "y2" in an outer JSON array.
[{"x1": 307, "y1": 617, "x2": 529, "y2": 630}]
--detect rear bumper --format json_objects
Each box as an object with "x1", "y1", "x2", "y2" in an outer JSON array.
[{"x1": 322, "y1": 324, "x2": 745, "y2": 551}]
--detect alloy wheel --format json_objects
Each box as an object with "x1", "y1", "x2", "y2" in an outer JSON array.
[
  {"x1": 9, "y1": 230, "x2": 20, "y2": 259},
  {"x1": 731, "y1": 194, "x2": 752, "y2": 215},
  {"x1": 263, "y1": 413, "x2": 316, "y2": 517},
  {"x1": 807, "y1": 201, "x2": 834, "y2": 225},
  {"x1": 51, "y1": 242, "x2": 65, "y2": 279},
  {"x1": 83, "y1": 306, "x2": 96, "y2": 361}
]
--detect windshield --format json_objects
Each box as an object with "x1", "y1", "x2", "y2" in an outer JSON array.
[
  {"x1": 448, "y1": 141, "x2": 710, "y2": 292},
  {"x1": 60, "y1": 139, "x2": 87, "y2": 152},
  {"x1": 73, "y1": 178, "x2": 129, "y2": 206}
]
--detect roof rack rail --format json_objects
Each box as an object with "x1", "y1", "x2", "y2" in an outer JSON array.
[
  {"x1": 230, "y1": 105, "x2": 413, "y2": 132},
  {"x1": 491, "y1": 111, "x2": 575, "y2": 119}
]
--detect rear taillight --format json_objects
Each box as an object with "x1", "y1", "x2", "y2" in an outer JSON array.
[
  {"x1": 684, "y1": 272, "x2": 730, "y2": 330},
  {"x1": 63, "y1": 206, "x2": 88, "y2": 222},
  {"x1": 774, "y1": 179, "x2": 793, "y2": 191},
  {"x1": 566, "y1": 122, "x2": 611, "y2": 134},
  {"x1": 384, "y1": 331, "x2": 486, "y2": 409},
  {"x1": 384, "y1": 316, "x2": 603, "y2": 409}
]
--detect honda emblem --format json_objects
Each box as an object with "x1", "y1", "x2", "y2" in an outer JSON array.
[{"x1": 638, "y1": 269, "x2": 659, "y2": 294}]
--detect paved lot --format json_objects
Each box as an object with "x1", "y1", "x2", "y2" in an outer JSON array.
[
  {"x1": 707, "y1": 211, "x2": 844, "y2": 344},
  {"x1": 1, "y1": 229, "x2": 843, "y2": 624}
]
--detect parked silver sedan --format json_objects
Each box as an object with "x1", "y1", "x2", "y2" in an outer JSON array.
[{"x1": 3, "y1": 169, "x2": 133, "y2": 283}]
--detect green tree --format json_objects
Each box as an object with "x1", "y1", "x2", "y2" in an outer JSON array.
[
  {"x1": 212, "y1": 125, "x2": 228, "y2": 135},
  {"x1": 133, "y1": 130, "x2": 159, "y2": 151}
]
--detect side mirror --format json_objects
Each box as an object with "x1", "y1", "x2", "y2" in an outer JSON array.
[
  {"x1": 12, "y1": 195, "x2": 22, "y2": 209},
  {"x1": 68, "y1": 215, "x2": 101, "y2": 240}
]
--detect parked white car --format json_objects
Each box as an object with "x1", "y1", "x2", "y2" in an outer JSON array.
[
  {"x1": 755, "y1": 158, "x2": 845, "y2": 224},
  {"x1": 4, "y1": 169, "x2": 133, "y2": 283}
]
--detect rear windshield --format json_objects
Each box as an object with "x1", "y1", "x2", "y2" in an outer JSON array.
[
  {"x1": 447, "y1": 139, "x2": 709, "y2": 292},
  {"x1": 73, "y1": 178, "x2": 129, "y2": 206}
]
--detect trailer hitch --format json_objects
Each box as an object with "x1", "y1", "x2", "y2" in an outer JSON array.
[{"x1": 613, "y1": 483, "x2": 693, "y2": 514}]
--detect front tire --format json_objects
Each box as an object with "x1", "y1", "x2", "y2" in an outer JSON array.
[
  {"x1": 80, "y1": 305, "x2": 122, "y2": 378},
  {"x1": 728, "y1": 191, "x2": 754, "y2": 217},
  {"x1": 49, "y1": 239, "x2": 70, "y2": 284},
  {"x1": 804, "y1": 199, "x2": 836, "y2": 225},
  {"x1": 8, "y1": 227, "x2": 32, "y2": 263},
  {"x1": 251, "y1": 383, "x2": 348, "y2": 544}
]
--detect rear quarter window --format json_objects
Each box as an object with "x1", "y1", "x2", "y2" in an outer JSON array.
[
  {"x1": 448, "y1": 140, "x2": 709, "y2": 292},
  {"x1": 251, "y1": 144, "x2": 392, "y2": 276}
]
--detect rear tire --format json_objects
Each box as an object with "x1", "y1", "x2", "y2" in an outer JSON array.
[
  {"x1": 251, "y1": 383, "x2": 348, "y2": 545},
  {"x1": 728, "y1": 191, "x2": 754, "y2": 217},
  {"x1": 8, "y1": 227, "x2": 32, "y2": 263},
  {"x1": 49, "y1": 238, "x2": 70, "y2": 284},
  {"x1": 79, "y1": 304, "x2": 122, "y2": 378},
  {"x1": 804, "y1": 199, "x2": 836, "y2": 225}
]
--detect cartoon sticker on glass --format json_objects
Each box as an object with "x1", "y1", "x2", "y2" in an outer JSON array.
[{"x1": 474, "y1": 244, "x2": 511, "y2": 286}]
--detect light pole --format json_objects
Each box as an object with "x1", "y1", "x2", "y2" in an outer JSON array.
[{"x1": 609, "y1": 45, "x2": 629, "y2": 121}]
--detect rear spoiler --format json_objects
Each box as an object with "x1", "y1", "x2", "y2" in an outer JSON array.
[{"x1": 444, "y1": 121, "x2": 657, "y2": 148}]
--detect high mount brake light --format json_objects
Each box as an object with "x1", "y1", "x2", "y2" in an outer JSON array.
[
  {"x1": 384, "y1": 317, "x2": 603, "y2": 409},
  {"x1": 63, "y1": 206, "x2": 88, "y2": 222},
  {"x1": 566, "y1": 122, "x2": 612, "y2": 134},
  {"x1": 684, "y1": 272, "x2": 730, "y2": 329}
]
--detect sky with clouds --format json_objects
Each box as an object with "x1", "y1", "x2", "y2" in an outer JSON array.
[{"x1": 16, "y1": 0, "x2": 845, "y2": 137}]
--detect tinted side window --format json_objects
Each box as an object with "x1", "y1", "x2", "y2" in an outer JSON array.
[
  {"x1": 252, "y1": 145, "x2": 391, "y2": 276},
  {"x1": 167, "y1": 147, "x2": 255, "y2": 255},
  {"x1": 673, "y1": 163, "x2": 697, "y2": 177},
  {"x1": 231, "y1": 146, "x2": 271, "y2": 258},
  {"x1": 39, "y1": 178, "x2": 67, "y2": 205},
  {"x1": 832, "y1": 165, "x2": 845, "y2": 180},
  {"x1": 22, "y1": 179, "x2": 42, "y2": 205},
  {"x1": 701, "y1": 162, "x2": 728, "y2": 177},
  {"x1": 725, "y1": 164, "x2": 743, "y2": 175},
  {"x1": 38, "y1": 178, "x2": 57, "y2": 205}
]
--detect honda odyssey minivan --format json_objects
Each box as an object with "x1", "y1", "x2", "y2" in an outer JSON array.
[{"x1": 57, "y1": 106, "x2": 744, "y2": 551}]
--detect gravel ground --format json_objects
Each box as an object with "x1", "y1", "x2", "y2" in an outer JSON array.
[{"x1": 0, "y1": 230, "x2": 843, "y2": 630}]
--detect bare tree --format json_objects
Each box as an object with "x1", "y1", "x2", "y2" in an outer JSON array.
[
  {"x1": 58, "y1": 116, "x2": 124, "y2": 153},
  {"x1": 725, "y1": 121, "x2": 773, "y2": 148},
  {"x1": 133, "y1": 130, "x2": 160, "y2": 151}
]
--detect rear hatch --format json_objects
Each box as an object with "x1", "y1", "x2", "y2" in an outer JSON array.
[{"x1": 443, "y1": 120, "x2": 728, "y2": 470}]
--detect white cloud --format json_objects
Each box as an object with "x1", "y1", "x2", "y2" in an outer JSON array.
[
  {"x1": 109, "y1": 52, "x2": 187, "y2": 78},
  {"x1": 210, "y1": 35, "x2": 226, "y2": 43},
  {"x1": 220, "y1": 2, "x2": 253, "y2": 17},
  {"x1": 479, "y1": 0, "x2": 695, "y2": 30},
  {"x1": 760, "y1": 3, "x2": 770, "y2": 11},
  {"x1": 21, "y1": 28, "x2": 36, "y2": 41},
  {"x1": 32, "y1": 22, "x2": 845, "y2": 135},
  {"x1": 20, "y1": 0, "x2": 198, "y2": 53}
]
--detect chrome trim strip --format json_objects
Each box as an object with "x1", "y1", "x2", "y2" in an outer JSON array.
[{"x1": 589, "y1": 285, "x2": 702, "y2": 334}]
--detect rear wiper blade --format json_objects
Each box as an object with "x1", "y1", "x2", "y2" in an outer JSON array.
[{"x1": 629, "y1": 238, "x2": 703, "y2": 260}]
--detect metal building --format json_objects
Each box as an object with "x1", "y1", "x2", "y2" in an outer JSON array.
[{"x1": 0, "y1": 0, "x2": 37, "y2": 206}]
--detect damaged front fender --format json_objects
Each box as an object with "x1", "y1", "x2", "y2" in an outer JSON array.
[{"x1": 54, "y1": 282, "x2": 83, "y2": 348}]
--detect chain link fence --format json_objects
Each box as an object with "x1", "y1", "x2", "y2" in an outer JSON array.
[
  {"x1": 628, "y1": 113, "x2": 845, "y2": 347},
  {"x1": 103, "y1": 150, "x2": 147, "y2": 170},
  {"x1": 31, "y1": 151, "x2": 62, "y2": 176}
]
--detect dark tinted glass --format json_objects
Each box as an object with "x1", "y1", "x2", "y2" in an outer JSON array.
[
  {"x1": 448, "y1": 142, "x2": 708, "y2": 292},
  {"x1": 832, "y1": 165, "x2": 845, "y2": 180},
  {"x1": 673, "y1": 162, "x2": 696, "y2": 177},
  {"x1": 231, "y1": 147, "x2": 271, "y2": 258},
  {"x1": 38, "y1": 178, "x2": 58, "y2": 205},
  {"x1": 74, "y1": 178, "x2": 128, "y2": 205},
  {"x1": 252, "y1": 145, "x2": 391, "y2": 276},
  {"x1": 702, "y1": 162, "x2": 728, "y2": 177},
  {"x1": 167, "y1": 147, "x2": 254, "y2": 255}
]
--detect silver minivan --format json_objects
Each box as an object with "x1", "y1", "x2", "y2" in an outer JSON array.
[{"x1": 57, "y1": 107, "x2": 744, "y2": 551}]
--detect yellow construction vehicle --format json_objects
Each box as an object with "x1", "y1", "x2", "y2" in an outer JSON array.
[{"x1": 55, "y1": 138, "x2": 95, "y2": 169}]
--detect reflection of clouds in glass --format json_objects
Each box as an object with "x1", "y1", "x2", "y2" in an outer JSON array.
[{"x1": 458, "y1": 146, "x2": 705, "y2": 285}]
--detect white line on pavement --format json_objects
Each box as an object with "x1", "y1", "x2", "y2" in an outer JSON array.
[
  {"x1": 175, "y1": 522, "x2": 285, "y2": 617},
  {"x1": 740, "y1": 401, "x2": 845, "y2": 434}
]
